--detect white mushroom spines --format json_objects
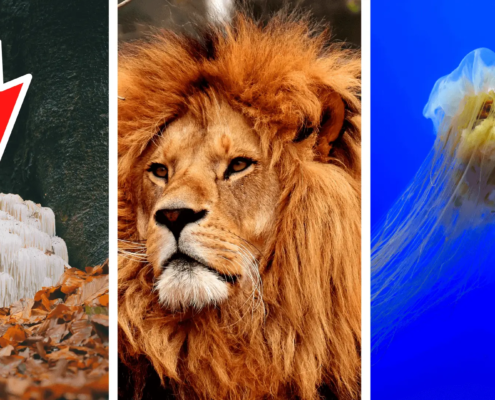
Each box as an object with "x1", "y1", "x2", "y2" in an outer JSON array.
[
  {"x1": 0, "y1": 273, "x2": 17, "y2": 308},
  {"x1": 0, "y1": 193, "x2": 70, "y2": 307},
  {"x1": 0, "y1": 232, "x2": 22, "y2": 273},
  {"x1": 39, "y1": 207, "x2": 56, "y2": 237},
  {"x1": 51, "y1": 236, "x2": 69, "y2": 263}
]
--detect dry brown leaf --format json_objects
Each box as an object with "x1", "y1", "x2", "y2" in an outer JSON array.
[
  {"x1": 63, "y1": 293, "x2": 80, "y2": 307},
  {"x1": 19, "y1": 347, "x2": 30, "y2": 358},
  {"x1": 3, "y1": 326, "x2": 27, "y2": 343},
  {"x1": 40, "y1": 294, "x2": 52, "y2": 311},
  {"x1": 0, "y1": 261, "x2": 109, "y2": 399},
  {"x1": 20, "y1": 300, "x2": 34, "y2": 320},
  {"x1": 35, "y1": 341, "x2": 47, "y2": 360},
  {"x1": 47, "y1": 304, "x2": 80, "y2": 322},
  {"x1": 81, "y1": 276, "x2": 109, "y2": 305},
  {"x1": 33, "y1": 286, "x2": 63, "y2": 302},
  {"x1": 65, "y1": 320, "x2": 93, "y2": 346},
  {"x1": 90, "y1": 315, "x2": 108, "y2": 327},
  {"x1": 0, "y1": 345, "x2": 14, "y2": 357},
  {"x1": 0, "y1": 325, "x2": 10, "y2": 336},
  {"x1": 90, "y1": 319, "x2": 109, "y2": 344},
  {"x1": 46, "y1": 348, "x2": 79, "y2": 362},
  {"x1": 9, "y1": 299, "x2": 32, "y2": 316},
  {"x1": 60, "y1": 275, "x2": 86, "y2": 295},
  {"x1": 6, "y1": 377, "x2": 31, "y2": 396},
  {"x1": 45, "y1": 323, "x2": 68, "y2": 344},
  {"x1": 98, "y1": 294, "x2": 109, "y2": 307},
  {"x1": 0, "y1": 337, "x2": 10, "y2": 348},
  {"x1": 25, "y1": 315, "x2": 46, "y2": 325},
  {"x1": 30, "y1": 308, "x2": 48, "y2": 317}
]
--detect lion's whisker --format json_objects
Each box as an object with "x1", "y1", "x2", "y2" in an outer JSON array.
[
  {"x1": 118, "y1": 249, "x2": 147, "y2": 253},
  {"x1": 118, "y1": 254, "x2": 149, "y2": 263},
  {"x1": 235, "y1": 243, "x2": 263, "y2": 297},
  {"x1": 216, "y1": 253, "x2": 263, "y2": 319},
  {"x1": 223, "y1": 229, "x2": 264, "y2": 258},
  {"x1": 226, "y1": 243, "x2": 264, "y2": 315},
  {"x1": 215, "y1": 241, "x2": 263, "y2": 307},
  {"x1": 118, "y1": 238, "x2": 147, "y2": 245},
  {"x1": 118, "y1": 249, "x2": 148, "y2": 256},
  {"x1": 118, "y1": 238, "x2": 147, "y2": 243},
  {"x1": 195, "y1": 227, "x2": 265, "y2": 259}
]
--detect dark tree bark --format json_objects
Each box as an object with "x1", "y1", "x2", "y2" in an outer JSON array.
[{"x1": 0, "y1": 0, "x2": 108, "y2": 269}]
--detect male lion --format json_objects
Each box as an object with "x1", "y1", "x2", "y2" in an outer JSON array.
[{"x1": 118, "y1": 14, "x2": 361, "y2": 400}]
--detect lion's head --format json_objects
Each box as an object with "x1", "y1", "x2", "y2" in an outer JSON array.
[
  {"x1": 132, "y1": 104, "x2": 280, "y2": 311},
  {"x1": 118, "y1": 14, "x2": 361, "y2": 400}
]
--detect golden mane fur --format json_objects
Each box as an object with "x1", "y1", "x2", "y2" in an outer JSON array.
[{"x1": 118, "y1": 14, "x2": 361, "y2": 400}]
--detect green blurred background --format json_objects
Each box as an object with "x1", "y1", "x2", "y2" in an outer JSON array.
[{"x1": 118, "y1": 0, "x2": 360, "y2": 47}]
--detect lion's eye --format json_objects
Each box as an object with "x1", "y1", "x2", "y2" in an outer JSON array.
[
  {"x1": 225, "y1": 157, "x2": 254, "y2": 179},
  {"x1": 149, "y1": 163, "x2": 168, "y2": 179},
  {"x1": 230, "y1": 158, "x2": 249, "y2": 172}
]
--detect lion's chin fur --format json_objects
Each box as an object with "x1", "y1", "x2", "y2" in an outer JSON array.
[
  {"x1": 155, "y1": 261, "x2": 230, "y2": 311},
  {"x1": 118, "y1": 13, "x2": 361, "y2": 400}
]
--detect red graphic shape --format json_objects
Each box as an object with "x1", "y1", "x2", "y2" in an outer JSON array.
[
  {"x1": 0, "y1": 83, "x2": 23, "y2": 143},
  {"x1": 0, "y1": 40, "x2": 32, "y2": 161}
]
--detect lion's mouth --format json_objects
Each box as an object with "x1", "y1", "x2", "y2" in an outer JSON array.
[{"x1": 163, "y1": 252, "x2": 239, "y2": 285}]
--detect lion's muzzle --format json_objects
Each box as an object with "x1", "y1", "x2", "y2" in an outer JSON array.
[{"x1": 153, "y1": 206, "x2": 237, "y2": 311}]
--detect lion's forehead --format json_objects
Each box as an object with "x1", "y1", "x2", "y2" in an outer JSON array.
[
  {"x1": 153, "y1": 104, "x2": 261, "y2": 166},
  {"x1": 140, "y1": 104, "x2": 279, "y2": 214}
]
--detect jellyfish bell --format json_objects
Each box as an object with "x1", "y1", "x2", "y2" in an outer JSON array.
[
  {"x1": 372, "y1": 48, "x2": 495, "y2": 352},
  {"x1": 424, "y1": 48, "x2": 495, "y2": 131}
]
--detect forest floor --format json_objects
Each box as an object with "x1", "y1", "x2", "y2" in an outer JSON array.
[{"x1": 0, "y1": 261, "x2": 109, "y2": 400}]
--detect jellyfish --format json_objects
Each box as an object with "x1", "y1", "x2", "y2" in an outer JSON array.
[
  {"x1": 371, "y1": 48, "x2": 495, "y2": 352},
  {"x1": 0, "y1": 193, "x2": 70, "y2": 307}
]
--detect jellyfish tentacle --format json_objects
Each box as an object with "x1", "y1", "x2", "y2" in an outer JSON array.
[{"x1": 372, "y1": 49, "x2": 495, "y2": 353}]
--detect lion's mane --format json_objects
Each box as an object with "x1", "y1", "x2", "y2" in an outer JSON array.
[{"x1": 118, "y1": 14, "x2": 361, "y2": 400}]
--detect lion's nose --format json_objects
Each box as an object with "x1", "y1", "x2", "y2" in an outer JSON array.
[{"x1": 155, "y1": 208, "x2": 207, "y2": 240}]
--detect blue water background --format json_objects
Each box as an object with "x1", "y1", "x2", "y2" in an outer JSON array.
[{"x1": 372, "y1": 1, "x2": 495, "y2": 398}]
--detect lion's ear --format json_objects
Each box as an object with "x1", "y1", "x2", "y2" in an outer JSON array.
[
  {"x1": 314, "y1": 91, "x2": 346, "y2": 160},
  {"x1": 293, "y1": 90, "x2": 359, "y2": 176}
]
